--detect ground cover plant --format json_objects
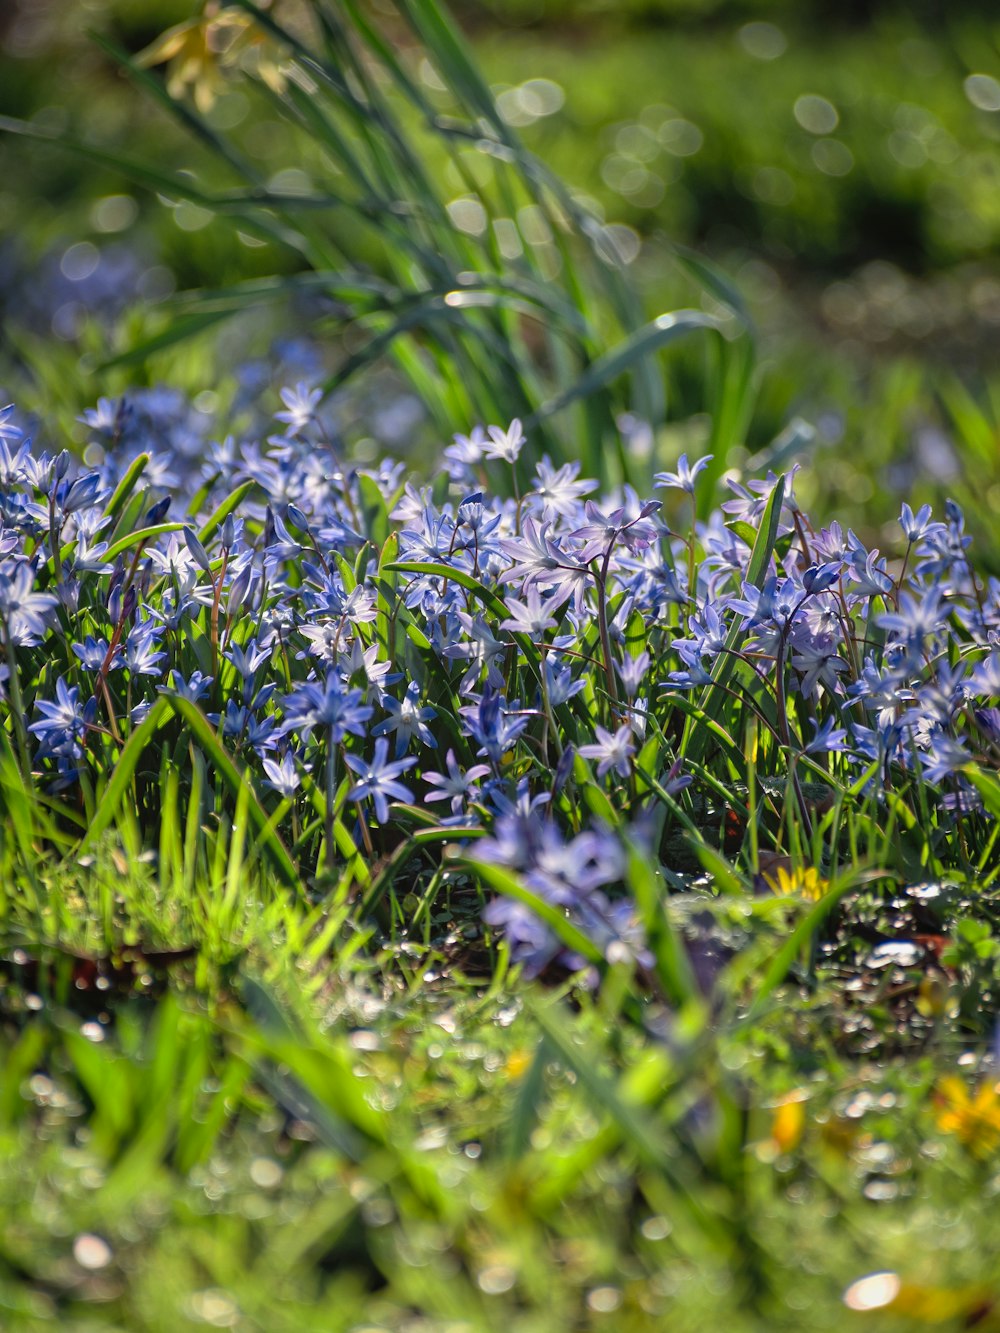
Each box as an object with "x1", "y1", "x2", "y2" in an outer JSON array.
[
  {"x1": 3, "y1": 390, "x2": 1000, "y2": 1329},
  {"x1": 3, "y1": 2, "x2": 1000, "y2": 1331}
]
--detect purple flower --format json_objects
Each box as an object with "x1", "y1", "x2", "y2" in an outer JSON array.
[
  {"x1": 371, "y1": 681, "x2": 437, "y2": 756},
  {"x1": 28, "y1": 677, "x2": 95, "y2": 757},
  {"x1": 281, "y1": 674, "x2": 373, "y2": 742},
  {"x1": 0, "y1": 561, "x2": 57, "y2": 646},
  {"x1": 654, "y1": 452, "x2": 713, "y2": 496},
  {"x1": 344, "y1": 737, "x2": 416, "y2": 823},
  {"x1": 500, "y1": 586, "x2": 561, "y2": 638},
  {"x1": 423, "y1": 749, "x2": 491, "y2": 815},
  {"x1": 578, "y1": 723, "x2": 635, "y2": 780},
  {"x1": 482, "y1": 418, "x2": 526, "y2": 464},
  {"x1": 262, "y1": 750, "x2": 302, "y2": 798}
]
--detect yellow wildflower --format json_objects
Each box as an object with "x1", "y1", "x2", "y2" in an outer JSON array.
[
  {"x1": 770, "y1": 1090, "x2": 807, "y2": 1154},
  {"x1": 916, "y1": 975, "x2": 956, "y2": 1019},
  {"x1": 136, "y1": 2, "x2": 285, "y2": 113},
  {"x1": 505, "y1": 1049, "x2": 533, "y2": 1080},
  {"x1": 765, "y1": 864, "x2": 829, "y2": 901},
  {"x1": 933, "y1": 1075, "x2": 1000, "y2": 1158}
]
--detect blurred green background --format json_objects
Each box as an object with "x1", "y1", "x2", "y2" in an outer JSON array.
[{"x1": 2, "y1": 0, "x2": 1000, "y2": 534}]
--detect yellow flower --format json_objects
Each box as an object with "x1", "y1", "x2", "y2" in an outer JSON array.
[
  {"x1": 505, "y1": 1049, "x2": 533, "y2": 1080},
  {"x1": 136, "y1": 2, "x2": 285, "y2": 113},
  {"x1": 934, "y1": 1075, "x2": 1000, "y2": 1158},
  {"x1": 916, "y1": 975, "x2": 956, "y2": 1019},
  {"x1": 766, "y1": 865, "x2": 828, "y2": 901},
  {"x1": 770, "y1": 1090, "x2": 807, "y2": 1154}
]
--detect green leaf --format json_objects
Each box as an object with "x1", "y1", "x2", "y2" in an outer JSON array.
[
  {"x1": 531, "y1": 1001, "x2": 676, "y2": 1170},
  {"x1": 104, "y1": 453, "x2": 150, "y2": 522},
  {"x1": 625, "y1": 839, "x2": 698, "y2": 1006},
  {"x1": 82, "y1": 697, "x2": 172, "y2": 848},
  {"x1": 966, "y1": 765, "x2": 1000, "y2": 820},
  {"x1": 683, "y1": 473, "x2": 785, "y2": 766},
  {"x1": 198, "y1": 481, "x2": 256, "y2": 543},
  {"x1": 98, "y1": 311, "x2": 232, "y2": 371},
  {"x1": 104, "y1": 523, "x2": 186, "y2": 563},
  {"x1": 529, "y1": 310, "x2": 718, "y2": 425},
  {"x1": 167, "y1": 697, "x2": 302, "y2": 892}
]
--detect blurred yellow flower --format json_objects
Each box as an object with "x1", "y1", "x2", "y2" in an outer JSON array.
[
  {"x1": 916, "y1": 975, "x2": 956, "y2": 1019},
  {"x1": 136, "y1": 1, "x2": 285, "y2": 113},
  {"x1": 505, "y1": 1049, "x2": 533, "y2": 1080},
  {"x1": 934, "y1": 1075, "x2": 1000, "y2": 1157},
  {"x1": 765, "y1": 865, "x2": 828, "y2": 901},
  {"x1": 770, "y1": 1090, "x2": 807, "y2": 1154}
]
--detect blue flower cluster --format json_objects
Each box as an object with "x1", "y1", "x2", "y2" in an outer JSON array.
[{"x1": 1, "y1": 393, "x2": 998, "y2": 976}]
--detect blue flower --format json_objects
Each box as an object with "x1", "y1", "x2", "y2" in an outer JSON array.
[
  {"x1": 899, "y1": 502, "x2": 939, "y2": 544},
  {"x1": 281, "y1": 674, "x2": 373, "y2": 743},
  {"x1": 370, "y1": 681, "x2": 437, "y2": 757},
  {"x1": 28, "y1": 677, "x2": 95, "y2": 757},
  {"x1": 161, "y1": 670, "x2": 213, "y2": 703},
  {"x1": 845, "y1": 544, "x2": 895, "y2": 598},
  {"x1": 482, "y1": 418, "x2": 526, "y2": 464},
  {"x1": 423, "y1": 749, "x2": 491, "y2": 815},
  {"x1": 804, "y1": 716, "x2": 850, "y2": 755},
  {"x1": 654, "y1": 452, "x2": 714, "y2": 496},
  {"x1": 344, "y1": 737, "x2": 416, "y2": 823},
  {"x1": 920, "y1": 735, "x2": 971, "y2": 785},
  {"x1": 877, "y1": 587, "x2": 948, "y2": 658},
  {"x1": 459, "y1": 690, "x2": 529, "y2": 763},
  {"x1": 123, "y1": 620, "x2": 166, "y2": 677},
  {"x1": 0, "y1": 561, "x2": 58, "y2": 646},
  {"x1": 225, "y1": 638, "x2": 272, "y2": 689},
  {"x1": 72, "y1": 635, "x2": 116, "y2": 672},
  {"x1": 262, "y1": 750, "x2": 302, "y2": 798},
  {"x1": 274, "y1": 381, "x2": 323, "y2": 437},
  {"x1": 500, "y1": 586, "x2": 561, "y2": 638},
  {"x1": 578, "y1": 723, "x2": 635, "y2": 780}
]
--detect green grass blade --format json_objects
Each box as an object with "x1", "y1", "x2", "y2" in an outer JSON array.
[
  {"x1": 683, "y1": 474, "x2": 785, "y2": 766},
  {"x1": 529, "y1": 311, "x2": 719, "y2": 426}
]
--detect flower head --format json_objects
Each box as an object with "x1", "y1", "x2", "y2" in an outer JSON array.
[
  {"x1": 344, "y1": 737, "x2": 416, "y2": 823},
  {"x1": 654, "y1": 452, "x2": 713, "y2": 496},
  {"x1": 934, "y1": 1076, "x2": 1000, "y2": 1158}
]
